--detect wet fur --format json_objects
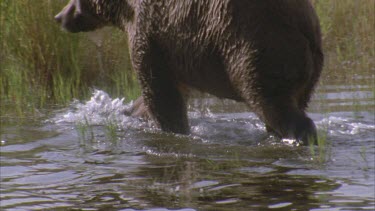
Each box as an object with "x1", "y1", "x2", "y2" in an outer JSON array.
[{"x1": 56, "y1": 0, "x2": 323, "y2": 144}]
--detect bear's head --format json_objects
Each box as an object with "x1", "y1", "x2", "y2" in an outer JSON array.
[{"x1": 55, "y1": 0, "x2": 132, "y2": 33}]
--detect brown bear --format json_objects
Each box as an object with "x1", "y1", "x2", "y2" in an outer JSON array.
[{"x1": 55, "y1": 0, "x2": 323, "y2": 145}]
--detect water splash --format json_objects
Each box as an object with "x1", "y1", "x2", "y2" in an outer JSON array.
[
  {"x1": 52, "y1": 90, "x2": 374, "y2": 144},
  {"x1": 317, "y1": 116, "x2": 375, "y2": 137},
  {"x1": 54, "y1": 90, "x2": 149, "y2": 130}
]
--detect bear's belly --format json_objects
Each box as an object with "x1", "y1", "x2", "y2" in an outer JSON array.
[{"x1": 172, "y1": 53, "x2": 243, "y2": 101}]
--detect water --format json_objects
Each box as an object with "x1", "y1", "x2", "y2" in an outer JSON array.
[{"x1": 1, "y1": 81, "x2": 374, "y2": 210}]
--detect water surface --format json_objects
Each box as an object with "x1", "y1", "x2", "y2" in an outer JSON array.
[{"x1": 1, "y1": 79, "x2": 374, "y2": 210}]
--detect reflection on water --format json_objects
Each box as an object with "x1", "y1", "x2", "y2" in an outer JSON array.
[{"x1": 1, "y1": 81, "x2": 374, "y2": 210}]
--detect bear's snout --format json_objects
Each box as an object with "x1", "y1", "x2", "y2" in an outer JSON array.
[
  {"x1": 54, "y1": 1, "x2": 78, "y2": 32},
  {"x1": 55, "y1": 0, "x2": 105, "y2": 33}
]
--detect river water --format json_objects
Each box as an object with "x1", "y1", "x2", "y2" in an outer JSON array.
[{"x1": 1, "y1": 78, "x2": 374, "y2": 210}]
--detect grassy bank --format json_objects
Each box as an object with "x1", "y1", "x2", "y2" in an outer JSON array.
[
  {"x1": 0, "y1": 0, "x2": 139, "y2": 117},
  {"x1": 311, "y1": 0, "x2": 374, "y2": 115},
  {"x1": 1, "y1": 0, "x2": 374, "y2": 118},
  {"x1": 312, "y1": 0, "x2": 374, "y2": 80}
]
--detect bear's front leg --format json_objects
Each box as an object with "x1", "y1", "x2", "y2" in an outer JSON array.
[{"x1": 132, "y1": 41, "x2": 189, "y2": 134}]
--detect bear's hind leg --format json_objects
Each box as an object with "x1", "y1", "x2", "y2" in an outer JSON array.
[{"x1": 261, "y1": 100, "x2": 317, "y2": 145}]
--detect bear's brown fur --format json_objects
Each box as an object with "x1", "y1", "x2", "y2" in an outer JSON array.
[{"x1": 55, "y1": 0, "x2": 323, "y2": 144}]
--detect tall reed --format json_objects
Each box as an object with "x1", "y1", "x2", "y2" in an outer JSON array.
[
  {"x1": 1, "y1": 1, "x2": 82, "y2": 107},
  {"x1": 310, "y1": 0, "x2": 374, "y2": 114},
  {"x1": 0, "y1": 0, "x2": 138, "y2": 117},
  {"x1": 312, "y1": 0, "x2": 375, "y2": 79}
]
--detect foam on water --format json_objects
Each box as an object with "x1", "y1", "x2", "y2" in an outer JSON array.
[
  {"x1": 53, "y1": 90, "x2": 374, "y2": 143},
  {"x1": 317, "y1": 116, "x2": 375, "y2": 137},
  {"x1": 54, "y1": 90, "x2": 150, "y2": 130}
]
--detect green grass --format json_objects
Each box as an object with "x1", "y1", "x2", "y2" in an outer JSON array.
[
  {"x1": 104, "y1": 119, "x2": 120, "y2": 143},
  {"x1": 312, "y1": 0, "x2": 375, "y2": 80},
  {"x1": 0, "y1": 0, "x2": 139, "y2": 119},
  {"x1": 309, "y1": 131, "x2": 332, "y2": 165},
  {"x1": 75, "y1": 117, "x2": 95, "y2": 144},
  {"x1": 1, "y1": 1, "x2": 83, "y2": 105}
]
